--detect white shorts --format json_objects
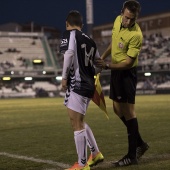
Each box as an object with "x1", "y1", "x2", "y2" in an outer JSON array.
[{"x1": 64, "y1": 90, "x2": 91, "y2": 115}]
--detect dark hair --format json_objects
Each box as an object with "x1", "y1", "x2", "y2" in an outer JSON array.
[
  {"x1": 122, "y1": 0, "x2": 141, "y2": 14},
  {"x1": 66, "y1": 10, "x2": 83, "y2": 27}
]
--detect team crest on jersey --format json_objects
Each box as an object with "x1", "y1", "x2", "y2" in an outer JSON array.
[{"x1": 118, "y1": 42, "x2": 124, "y2": 49}]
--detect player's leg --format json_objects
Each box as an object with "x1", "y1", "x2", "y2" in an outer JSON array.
[
  {"x1": 65, "y1": 91, "x2": 90, "y2": 170},
  {"x1": 67, "y1": 108, "x2": 88, "y2": 166},
  {"x1": 85, "y1": 123, "x2": 104, "y2": 167}
]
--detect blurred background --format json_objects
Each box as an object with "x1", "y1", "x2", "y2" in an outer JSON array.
[{"x1": 0, "y1": 0, "x2": 170, "y2": 98}]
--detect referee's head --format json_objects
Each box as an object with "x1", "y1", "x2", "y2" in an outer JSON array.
[
  {"x1": 121, "y1": 0, "x2": 141, "y2": 28},
  {"x1": 122, "y1": 0, "x2": 141, "y2": 15}
]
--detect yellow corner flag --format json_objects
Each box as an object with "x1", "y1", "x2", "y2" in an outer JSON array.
[{"x1": 92, "y1": 74, "x2": 109, "y2": 119}]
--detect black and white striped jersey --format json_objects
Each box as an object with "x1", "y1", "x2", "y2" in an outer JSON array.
[{"x1": 60, "y1": 29, "x2": 101, "y2": 98}]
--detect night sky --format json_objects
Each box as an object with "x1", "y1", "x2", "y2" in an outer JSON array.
[{"x1": 0, "y1": 0, "x2": 170, "y2": 33}]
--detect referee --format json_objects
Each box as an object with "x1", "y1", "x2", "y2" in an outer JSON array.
[{"x1": 96, "y1": 0, "x2": 149, "y2": 167}]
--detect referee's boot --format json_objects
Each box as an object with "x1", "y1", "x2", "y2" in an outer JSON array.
[
  {"x1": 136, "y1": 142, "x2": 149, "y2": 159},
  {"x1": 112, "y1": 154, "x2": 138, "y2": 167}
]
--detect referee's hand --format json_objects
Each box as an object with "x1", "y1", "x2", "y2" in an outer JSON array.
[{"x1": 95, "y1": 59, "x2": 106, "y2": 69}]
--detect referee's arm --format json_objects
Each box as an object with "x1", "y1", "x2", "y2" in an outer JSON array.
[
  {"x1": 95, "y1": 55, "x2": 135, "y2": 70},
  {"x1": 108, "y1": 55, "x2": 135, "y2": 70},
  {"x1": 101, "y1": 42, "x2": 112, "y2": 60}
]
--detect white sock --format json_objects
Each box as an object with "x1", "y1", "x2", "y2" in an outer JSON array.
[
  {"x1": 85, "y1": 123, "x2": 99, "y2": 156},
  {"x1": 74, "y1": 129, "x2": 87, "y2": 167}
]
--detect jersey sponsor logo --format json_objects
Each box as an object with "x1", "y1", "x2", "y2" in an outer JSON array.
[
  {"x1": 81, "y1": 44, "x2": 94, "y2": 67},
  {"x1": 61, "y1": 38, "x2": 68, "y2": 45}
]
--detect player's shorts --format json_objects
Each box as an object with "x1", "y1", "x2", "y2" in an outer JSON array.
[
  {"x1": 109, "y1": 67, "x2": 137, "y2": 104},
  {"x1": 64, "y1": 90, "x2": 91, "y2": 115}
]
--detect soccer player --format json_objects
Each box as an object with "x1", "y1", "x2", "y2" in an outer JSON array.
[
  {"x1": 95, "y1": 0, "x2": 149, "y2": 167},
  {"x1": 60, "y1": 10, "x2": 104, "y2": 170}
]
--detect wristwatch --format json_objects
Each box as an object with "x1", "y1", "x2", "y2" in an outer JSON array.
[{"x1": 104, "y1": 63, "x2": 109, "y2": 70}]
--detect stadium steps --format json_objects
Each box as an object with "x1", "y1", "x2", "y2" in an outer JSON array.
[{"x1": 41, "y1": 37, "x2": 55, "y2": 67}]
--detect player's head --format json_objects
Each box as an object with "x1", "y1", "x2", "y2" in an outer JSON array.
[
  {"x1": 66, "y1": 10, "x2": 83, "y2": 30},
  {"x1": 121, "y1": 0, "x2": 141, "y2": 28}
]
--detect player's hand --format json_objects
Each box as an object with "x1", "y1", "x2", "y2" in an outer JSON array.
[{"x1": 61, "y1": 79, "x2": 68, "y2": 91}]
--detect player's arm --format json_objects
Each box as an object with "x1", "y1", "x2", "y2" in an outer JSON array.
[
  {"x1": 60, "y1": 30, "x2": 76, "y2": 91},
  {"x1": 93, "y1": 49, "x2": 102, "y2": 74},
  {"x1": 101, "y1": 42, "x2": 112, "y2": 60},
  {"x1": 61, "y1": 49, "x2": 74, "y2": 90}
]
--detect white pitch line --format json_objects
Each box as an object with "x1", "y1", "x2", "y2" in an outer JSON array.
[{"x1": 0, "y1": 152, "x2": 70, "y2": 169}]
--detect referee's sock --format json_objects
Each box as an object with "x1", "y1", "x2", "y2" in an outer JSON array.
[
  {"x1": 120, "y1": 116, "x2": 144, "y2": 147},
  {"x1": 126, "y1": 118, "x2": 138, "y2": 159}
]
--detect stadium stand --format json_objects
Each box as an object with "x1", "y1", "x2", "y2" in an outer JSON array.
[
  {"x1": 0, "y1": 31, "x2": 62, "y2": 98},
  {"x1": 1, "y1": 11, "x2": 170, "y2": 97},
  {"x1": 138, "y1": 33, "x2": 170, "y2": 71},
  {"x1": 1, "y1": 31, "x2": 170, "y2": 97},
  {"x1": 0, "y1": 32, "x2": 57, "y2": 70}
]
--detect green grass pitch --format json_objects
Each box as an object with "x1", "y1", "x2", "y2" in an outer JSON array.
[{"x1": 0, "y1": 95, "x2": 170, "y2": 170}]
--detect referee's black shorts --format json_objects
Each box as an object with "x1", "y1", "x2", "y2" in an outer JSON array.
[{"x1": 109, "y1": 67, "x2": 137, "y2": 104}]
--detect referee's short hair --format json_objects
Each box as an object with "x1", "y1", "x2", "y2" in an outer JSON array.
[
  {"x1": 66, "y1": 10, "x2": 83, "y2": 27},
  {"x1": 122, "y1": 0, "x2": 141, "y2": 14}
]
